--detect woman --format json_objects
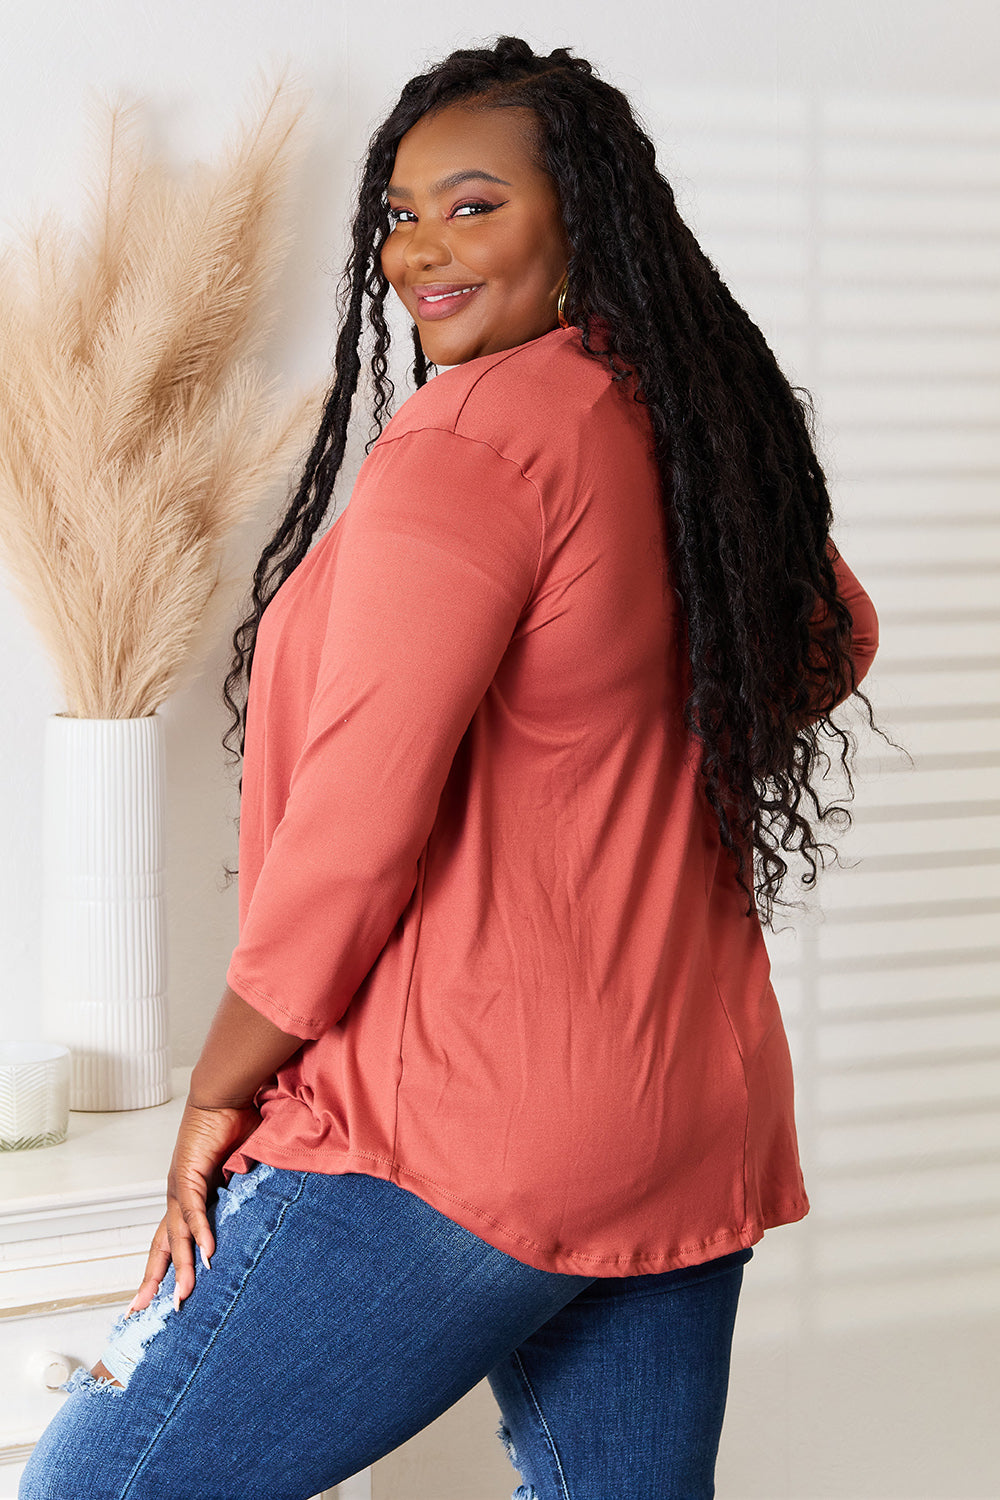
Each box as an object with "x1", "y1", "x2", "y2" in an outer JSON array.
[{"x1": 22, "y1": 37, "x2": 878, "y2": 1500}]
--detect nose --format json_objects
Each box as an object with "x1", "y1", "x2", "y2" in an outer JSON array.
[{"x1": 402, "y1": 217, "x2": 451, "y2": 271}]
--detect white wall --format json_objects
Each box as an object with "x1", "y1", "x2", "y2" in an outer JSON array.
[{"x1": 2, "y1": 3, "x2": 998, "y2": 1496}]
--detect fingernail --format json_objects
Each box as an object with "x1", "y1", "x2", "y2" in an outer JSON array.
[
  {"x1": 199, "y1": 1247, "x2": 211, "y2": 1270},
  {"x1": 125, "y1": 1295, "x2": 140, "y2": 1317},
  {"x1": 173, "y1": 1287, "x2": 181, "y2": 1312}
]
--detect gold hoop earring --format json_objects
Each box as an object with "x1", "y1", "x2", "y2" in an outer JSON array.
[{"x1": 557, "y1": 274, "x2": 569, "y2": 328}]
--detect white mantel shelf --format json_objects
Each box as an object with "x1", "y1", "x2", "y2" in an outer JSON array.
[
  {"x1": 0, "y1": 1065, "x2": 191, "y2": 1215},
  {"x1": 0, "y1": 1065, "x2": 192, "y2": 1315}
]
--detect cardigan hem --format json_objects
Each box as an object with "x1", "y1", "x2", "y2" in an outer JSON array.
[{"x1": 223, "y1": 1138, "x2": 810, "y2": 1277}]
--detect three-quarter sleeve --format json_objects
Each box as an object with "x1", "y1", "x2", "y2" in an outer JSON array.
[
  {"x1": 226, "y1": 427, "x2": 543, "y2": 1038},
  {"x1": 829, "y1": 543, "x2": 879, "y2": 687},
  {"x1": 797, "y1": 541, "x2": 879, "y2": 724}
]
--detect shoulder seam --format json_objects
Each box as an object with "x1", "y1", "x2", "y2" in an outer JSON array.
[
  {"x1": 370, "y1": 427, "x2": 547, "y2": 609},
  {"x1": 451, "y1": 340, "x2": 533, "y2": 429}
]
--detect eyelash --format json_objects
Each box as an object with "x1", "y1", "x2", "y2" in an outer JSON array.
[{"x1": 387, "y1": 200, "x2": 500, "y2": 225}]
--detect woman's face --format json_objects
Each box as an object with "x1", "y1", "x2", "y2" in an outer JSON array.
[{"x1": 380, "y1": 103, "x2": 571, "y2": 367}]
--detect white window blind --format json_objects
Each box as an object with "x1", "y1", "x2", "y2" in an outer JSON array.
[{"x1": 651, "y1": 88, "x2": 1000, "y2": 1333}]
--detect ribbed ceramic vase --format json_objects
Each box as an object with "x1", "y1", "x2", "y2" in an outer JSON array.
[{"x1": 41, "y1": 714, "x2": 171, "y2": 1110}]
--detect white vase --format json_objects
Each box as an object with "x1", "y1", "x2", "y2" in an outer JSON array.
[{"x1": 41, "y1": 715, "x2": 171, "y2": 1111}]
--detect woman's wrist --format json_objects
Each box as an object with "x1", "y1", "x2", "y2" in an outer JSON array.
[
  {"x1": 187, "y1": 984, "x2": 307, "y2": 1113},
  {"x1": 185, "y1": 1082, "x2": 259, "y2": 1113}
]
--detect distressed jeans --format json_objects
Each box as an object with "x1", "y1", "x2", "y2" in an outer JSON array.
[{"x1": 19, "y1": 1162, "x2": 751, "y2": 1500}]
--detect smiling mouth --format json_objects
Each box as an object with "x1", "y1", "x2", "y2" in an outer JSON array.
[
  {"x1": 423, "y1": 287, "x2": 475, "y2": 302},
  {"x1": 413, "y1": 284, "x2": 484, "y2": 320}
]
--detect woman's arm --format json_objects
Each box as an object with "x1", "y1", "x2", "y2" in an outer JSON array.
[
  {"x1": 798, "y1": 543, "x2": 879, "y2": 724},
  {"x1": 829, "y1": 543, "x2": 879, "y2": 693},
  {"x1": 128, "y1": 986, "x2": 307, "y2": 1315},
  {"x1": 189, "y1": 983, "x2": 306, "y2": 1108},
  {"x1": 224, "y1": 428, "x2": 543, "y2": 1041}
]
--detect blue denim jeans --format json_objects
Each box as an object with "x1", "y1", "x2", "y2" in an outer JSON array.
[{"x1": 20, "y1": 1163, "x2": 751, "y2": 1500}]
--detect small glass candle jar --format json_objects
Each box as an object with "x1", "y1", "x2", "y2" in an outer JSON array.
[{"x1": 0, "y1": 1042, "x2": 71, "y2": 1150}]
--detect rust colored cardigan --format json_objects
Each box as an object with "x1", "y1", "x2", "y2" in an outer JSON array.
[{"x1": 224, "y1": 325, "x2": 878, "y2": 1275}]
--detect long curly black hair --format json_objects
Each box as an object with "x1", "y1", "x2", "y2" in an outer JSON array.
[{"x1": 222, "y1": 35, "x2": 878, "y2": 926}]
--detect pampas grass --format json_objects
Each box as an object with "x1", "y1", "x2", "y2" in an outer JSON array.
[{"x1": 0, "y1": 81, "x2": 318, "y2": 718}]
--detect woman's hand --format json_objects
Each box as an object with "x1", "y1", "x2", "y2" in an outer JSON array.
[
  {"x1": 128, "y1": 1098, "x2": 262, "y2": 1315},
  {"x1": 126, "y1": 983, "x2": 307, "y2": 1316}
]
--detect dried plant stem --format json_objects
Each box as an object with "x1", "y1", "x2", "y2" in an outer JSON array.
[{"x1": 0, "y1": 81, "x2": 318, "y2": 718}]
